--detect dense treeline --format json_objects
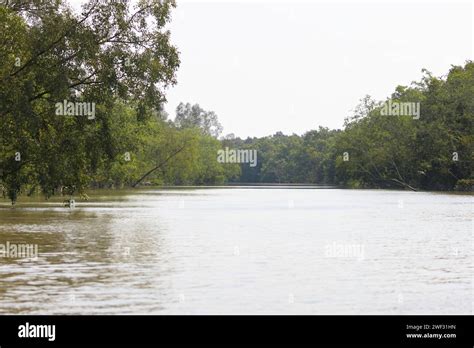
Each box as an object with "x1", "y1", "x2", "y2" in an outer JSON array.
[
  {"x1": 225, "y1": 62, "x2": 473, "y2": 191},
  {"x1": 0, "y1": 0, "x2": 238, "y2": 203},
  {"x1": 0, "y1": 1, "x2": 472, "y2": 205}
]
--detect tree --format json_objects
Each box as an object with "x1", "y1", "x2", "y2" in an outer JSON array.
[
  {"x1": 0, "y1": 0, "x2": 180, "y2": 202},
  {"x1": 174, "y1": 102, "x2": 223, "y2": 138}
]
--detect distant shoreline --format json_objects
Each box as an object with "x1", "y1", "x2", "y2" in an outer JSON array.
[{"x1": 1, "y1": 185, "x2": 472, "y2": 207}]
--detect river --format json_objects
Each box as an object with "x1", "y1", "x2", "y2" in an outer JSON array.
[{"x1": 0, "y1": 187, "x2": 472, "y2": 314}]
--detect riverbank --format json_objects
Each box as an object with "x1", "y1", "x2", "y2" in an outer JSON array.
[{"x1": 1, "y1": 185, "x2": 471, "y2": 208}]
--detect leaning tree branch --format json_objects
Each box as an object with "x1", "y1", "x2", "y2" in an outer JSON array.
[
  {"x1": 132, "y1": 143, "x2": 188, "y2": 188},
  {"x1": 390, "y1": 178, "x2": 418, "y2": 192}
]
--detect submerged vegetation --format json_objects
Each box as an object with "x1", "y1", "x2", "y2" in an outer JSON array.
[{"x1": 0, "y1": 0, "x2": 472, "y2": 204}]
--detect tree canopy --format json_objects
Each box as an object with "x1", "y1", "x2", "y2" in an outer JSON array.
[
  {"x1": 0, "y1": 0, "x2": 472, "y2": 204},
  {"x1": 225, "y1": 62, "x2": 473, "y2": 191}
]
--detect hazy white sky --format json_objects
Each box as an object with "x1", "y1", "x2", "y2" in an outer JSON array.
[{"x1": 71, "y1": 0, "x2": 473, "y2": 138}]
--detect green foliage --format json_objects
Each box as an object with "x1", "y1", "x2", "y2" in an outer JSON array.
[
  {"x1": 175, "y1": 102, "x2": 223, "y2": 138},
  {"x1": 0, "y1": 0, "x2": 471, "y2": 200},
  {"x1": 228, "y1": 62, "x2": 473, "y2": 191},
  {"x1": 0, "y1": 0, "x2": 235, "y2": 203}
]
